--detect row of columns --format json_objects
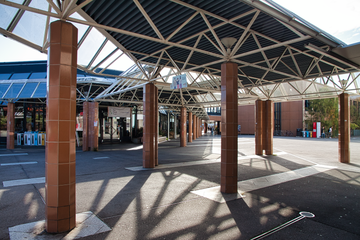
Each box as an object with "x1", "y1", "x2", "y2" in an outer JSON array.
[{"x1": 3, "y1": 21, "x2": 351, "y2": 234}]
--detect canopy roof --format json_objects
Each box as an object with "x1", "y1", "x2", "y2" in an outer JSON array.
[{"x1": 0, "y1": 0, "x2": 359, "y2": 118}]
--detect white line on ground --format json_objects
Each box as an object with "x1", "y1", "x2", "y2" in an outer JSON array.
[
  {"x1": 274, "y1": 147, "x2": 318, "y2": 164},
  {"x1": 191, "y1": 165, "x2": 337, "y2": 203},
  {"x1": 1, "y1": 162, "x2": 37, "y2": 166},
  {"x1": 126, "y1": 158, "x2": 221, "y2": 171},
  {"x1": 0, "y1": 153, "x2": 28, "y2": 157},
  {"x1": 93, "y1": 157, "x2": 109, "y2": 159},
  {"x1": 3, "y1": 177, "x2": 45, "y2": 187},
  {"x1": 125, "y1": 152, "x2": 286, "y2": 171}
]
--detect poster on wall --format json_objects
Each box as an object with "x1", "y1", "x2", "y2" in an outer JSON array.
[
  {"x1": 170, "y1": 74, "x2": 187, "y2": 90},
  {"x1": 108, "y1": 107, "x2": 131, "y2": 118}
]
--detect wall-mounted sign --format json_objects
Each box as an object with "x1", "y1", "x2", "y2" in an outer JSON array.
[
  {"x1": 108, "y1": 107, "x2": 131, "y2": 118},
  {"x1": 170, "y1": 74, "x2": 187, "y2": 90}
]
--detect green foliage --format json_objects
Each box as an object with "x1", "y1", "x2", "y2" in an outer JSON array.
[
  {"x1": 305, "y1": 98, "x2": 338, "y2": 130},
  {"x1": 350, "y1": 123, "x2": 359, "y2": 130}
]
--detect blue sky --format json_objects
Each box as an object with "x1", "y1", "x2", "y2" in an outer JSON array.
[{"x1": 0, "y1": 0, "x2": 359, "y2": 67}]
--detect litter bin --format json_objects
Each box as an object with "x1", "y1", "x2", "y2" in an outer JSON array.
[
  {"x1": 31, "y1": 132, "x2": 38, "y2": 145},
  {"x1": 306, "y1": 131, "x2": 310, "y2": 138},
  {"x1": 17, "y1": 133, "x2": 23, "y2": 145},
  {"x1": 302, "y1": 131, "x2": 306, "y2": 137},
  {"x1": 24, "y1": 132, "x2": 32, "y2": 145}
]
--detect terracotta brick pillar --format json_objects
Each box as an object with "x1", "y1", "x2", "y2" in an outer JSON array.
[
  {"x1": 83, "y1": 102, "x2": 99, "y2": 151},
  {"x1": 339, "y1": 93, "x2": 350, "y2": 163},
  {"x1": 199, "y1": 118, "x2": 201, "y2": 137},
  {"x1": 255, "y1": 100, "x2": 273, "y2": 155},
  {"x1": 255, "y1": 100, "x2": 264, "y2": 155},
  {"x1": 82, "y1": 102, "x2": 89, "y2": 152},
  {"x1": 188, "y1": 112, "x2": 193, "y2": 142},
  {"x1": 6, "y1": 102, "x2": 15, "y2": 149},
  {"x1": 265, "y1": 100, "x2": 273, "y2": 155},
  {"x1": 220, "y1": 62, "x2": 238, "y2": 194},
  {"x1": 46, "y1": 20, "x2": 77, "y2": 233},
  {"x1": 143, "y1": 83, "x2": 158, "y2": 168},
  {"x1": 155, "y1": 94, "x2": 158, "y2": 166},
  {"x1": 193, "y1": 115, "x2": 196, "y2": 140},
  {"x1": 180, "y1": 107, "x2": 187, "y2": 147},
  {"x1": 204, "y1": 122, "x2": 207, "y2": 134}
]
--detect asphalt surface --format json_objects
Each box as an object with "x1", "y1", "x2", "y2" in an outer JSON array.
[{"x1": 0, "y1": 134, "x2": 359, "y2": 239}]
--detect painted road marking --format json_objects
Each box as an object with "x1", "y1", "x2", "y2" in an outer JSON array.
[
  {"x1": 191, "y1": 165, "x2": 337, "y2": 203},
  {"x1": 126, "y1": 159, "x2": 221, "y2": 171},
  {"x1": 125, "y1": 152, "x2": 286, "y2": 171},
  {"x1": 1, "y1": 162, "x2": 37, "y2": 166},
  {"x1": 0, "y1": 153, "x2": 28, "y2": 157},
  {"x1": 3, "y1": 177, "x2": 45, "y2": 187}
]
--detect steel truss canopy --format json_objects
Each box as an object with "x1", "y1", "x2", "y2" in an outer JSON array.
[{"x1": 1, "y1": 0, "x2": 360, "y2": 118}]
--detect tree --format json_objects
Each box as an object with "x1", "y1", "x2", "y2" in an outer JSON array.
[{"x1": 305, "y1": 98, "x2": 338, "y2": 131}]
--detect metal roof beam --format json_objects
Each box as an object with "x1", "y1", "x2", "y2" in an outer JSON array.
[
  {"x1": 133, "y1": 0, "x2": 164, "y2": 40},
  {"x1": 242, "y1": 0, "x2": 340, "y2": 48}
]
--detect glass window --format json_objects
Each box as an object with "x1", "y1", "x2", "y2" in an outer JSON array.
[
  {"x1": 18, "y1": 82, "x2": 38, "y2": 98},
  {"x1": 78, "y1": 28, "x2": 106, "y2": 66},
  {"x1": 10, "y1": 73, "x2": 30, "y2": 79},
  {"x1": 29, "y1": 72, "x2": 46, "y2": 79},
  {"x1": 0, "y1": 83, "x2": 11, "y2": 98},
  {"x1": 32, "y1": 82, "x2": 47, "y2": 98},
  {"x1": 0, "y1": 73, "x2": 11, "y2": 80},
  {"x1": 0, "y1": 0, "x2": 23, "y2": 29},
  {"x1": 5, "y1": 83, "x2": 24, "y2": 98},
  {"x1": 13, "y1": 10, "x2": 47, "y2": 46}
]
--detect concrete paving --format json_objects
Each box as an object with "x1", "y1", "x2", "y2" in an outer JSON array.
[{"x1": 0, "y1": 135, "x2": 359, "y2": 239}]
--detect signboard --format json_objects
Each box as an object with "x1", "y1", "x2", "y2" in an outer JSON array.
[
  {"x1": 108, "y1": 107, "x2": 131, "y2": 118},
  {"x1": 170, "y1": 74, "x2": 187, "y2": 90}
]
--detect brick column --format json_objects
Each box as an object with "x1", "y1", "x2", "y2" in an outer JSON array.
[
  {"x1": 265, "y1": 100, "x2": 273, "y2": 155},
  {"x1": 199, "y1": 118, "x2": 201, "y2": 137},
  {"x1": 188, "y1": 112, "x2": 193, "y2": 142},
  {"x1": 193, "y1": 115, "x2": 196, "y2": 140},
  {"x1": 255, "y1": 100, "x2": 264, "y2": 155},
  {"x1": 6, "y1": 102, "x2": 15, "y2": 149},
  {"x1": 82, "y1": 102, "x2": 89, "y2": 151},
  {"x1": 221, "y1": 62, "x2": 238, "y2": 194},
  {"x1": 204, "y1": 122, "x2": 207, "y2": 134},
  {"x1": 83, "y1": 102, "x2": 99, "y2": 151},
  {"x1": 339, "y1": 93, "x2": 350, "y2": 163},
  {"x1": 180, "y1": 107, "x2": 187, "y2": 147},
  {"x1": 46, "y1": 20, "x2": 77, "y2": 233},
  {"x1": 255, "y1": 100, "x2": 273, "y2": 155},
  {"x1": 155, "y1": 91, "x2": 159, "y2": 166},
  {"x1": 143, "y1": 83, "x2": 158, "y2": 168}
]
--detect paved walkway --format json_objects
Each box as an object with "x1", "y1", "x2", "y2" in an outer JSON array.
[{"x1": 0, "y1": 135, "x2": 359, "y2": 239}]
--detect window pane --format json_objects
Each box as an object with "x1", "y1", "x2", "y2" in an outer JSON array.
[
  {"x1": 18, "y1": 82, "x2": 38, "y2": 98},
  {"x1": 10, "y1": 73, "x2": 30, "y2": 79},
  {"x1": 0, "y1": 84, "x2": 11, "y2": 98},
  {"x1": 0, "y1": 0, "x2": 23, "y2": 29},
  {"x1": 13, "y1": 10, "x2": 47, "y2": 46},
  {"x1": 5, "y1": 83, "x2": 24, "y2": 98},
  {"x1": 29, "y1": 72, "x2": 46, "y2": 79},
  {"x1": 0, "y1": 73, "x2": 11, "y2": 80},
  {"x1": 32, "y1": 82, "x2": 46, "y2": 98}
]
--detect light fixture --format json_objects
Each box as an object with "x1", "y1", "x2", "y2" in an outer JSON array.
[
  {"x1": 221, "y1": 37, "x2": 237, "y2": 55},
  {"x1": 340, "y1": 79, "x2": 348, "y2": 88},
  {"x1": 145, "y1": 66, "x2": 154, "y2": 73}
]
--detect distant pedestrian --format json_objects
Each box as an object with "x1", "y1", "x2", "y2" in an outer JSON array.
[
  {"x1": 329, "y1": 126, "x2": 332, "y2": 138},
  {"x1": 321, "y1": 127, "x2": 325, "y2": 138}
]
